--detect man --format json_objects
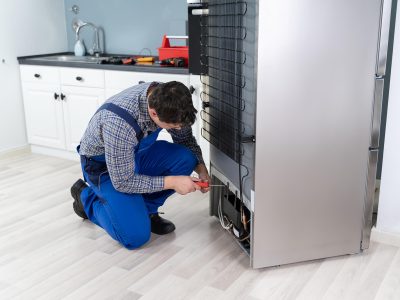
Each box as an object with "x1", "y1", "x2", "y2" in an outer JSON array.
[{"x1": 70, "y1": 81, "x2": 210, "y2": 249}]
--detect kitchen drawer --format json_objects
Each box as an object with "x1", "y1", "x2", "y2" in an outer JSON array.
[
  {"x1": 20, "y1": 65, "x2": 60, "y2": 84},
  {"x1": 105, "y1": 70, "x2": 189, "y2": 90},
  {"x1": 60, "y1": 67, "x2": 104, "y2": 88}
]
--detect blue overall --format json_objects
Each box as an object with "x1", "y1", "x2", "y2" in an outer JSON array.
[{"x1": 78, "y1": 103, "x2": 197, "y2": 249}]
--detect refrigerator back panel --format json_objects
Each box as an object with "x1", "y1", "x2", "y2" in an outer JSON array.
[
  {"x1": 200, "y1": 0, "x2": 257, "y2": 201},
  {"x1": 253, "y1": 0, "x2": 382, "y2": 268}
]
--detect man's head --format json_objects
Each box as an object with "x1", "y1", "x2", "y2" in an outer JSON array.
[{"x1": 147, "y1": 81, "x2": 197, "y2": 130}]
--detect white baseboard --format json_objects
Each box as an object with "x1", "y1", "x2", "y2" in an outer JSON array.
[
  {"x1": 31, "y1": 145, "x2": 79, "y2": 161},
  {"x1": 371, "y1": 227, "x2": 400, "y2": 247},
  {"x1": 0, "y1": 145, "x2": 30, "y2": 158}
]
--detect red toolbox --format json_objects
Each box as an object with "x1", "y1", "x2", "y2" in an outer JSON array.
[{"x1": 158, "y1": 35, "x2": 189, "y2": 66}]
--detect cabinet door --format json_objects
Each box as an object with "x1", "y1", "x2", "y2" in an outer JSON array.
[
  {"x1": 61, "y1": 86, "x2": 104, "y2": 151},
  {"x1": 22, "y1": 83, "x2": 65, "y2": 149}
]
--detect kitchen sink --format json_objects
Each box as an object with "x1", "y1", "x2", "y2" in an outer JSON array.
[{"x1": 30, "y1": 55, "x2": 110, "y2": 64}]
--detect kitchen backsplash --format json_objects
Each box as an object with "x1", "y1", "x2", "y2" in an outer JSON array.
[{"x1": 64, "y1": 0, "x2": 187, "y2": 55}]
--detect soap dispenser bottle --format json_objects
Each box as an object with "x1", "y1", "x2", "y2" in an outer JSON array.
[{"x1": 74, "y1": 39, "x2": 86, "y2": 56}]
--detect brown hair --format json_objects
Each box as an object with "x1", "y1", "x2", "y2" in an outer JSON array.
[{"x1": 148, "y1": 81, "x2": 197, "y2": 126}]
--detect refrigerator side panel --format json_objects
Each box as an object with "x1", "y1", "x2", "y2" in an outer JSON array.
[
  {"x1": 370, "y1": 78, "x2": 385, "y2": 149},
  {"x1": 377, "y1": 0, "x2": 393, "y2": 76},
  {"x1": 362, "y1": 149, "x2": 379, "y2": 249},
  {"x1": 252, "y1": 0, "x2": 382, "y2": 268},
  {"x1": 362, "y1": 76, "x2": 385, "y2": 249}
]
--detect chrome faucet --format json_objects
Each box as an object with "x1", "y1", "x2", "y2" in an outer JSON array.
[{"x1": 73, "y1": 19, "x2": 102, "y2": 56}]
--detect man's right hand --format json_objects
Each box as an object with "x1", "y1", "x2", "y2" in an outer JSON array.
[{"x1": 164, "y1": 176, "x2": 201, "y2": 195}]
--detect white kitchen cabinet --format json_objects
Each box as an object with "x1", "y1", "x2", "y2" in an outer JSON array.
[
  {"x1": 61, "y1": 86, "x2": 104, "y2": 151},
  {"x1": 21, "y1": 82, "x2": 65, "y2": 149},
  {"x1": 20, "y1": 65, "x2": 105, "y2": 154}
]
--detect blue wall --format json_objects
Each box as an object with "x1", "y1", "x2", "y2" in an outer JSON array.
[{"x1": 64, "y1": 0, "x2": 188, "y2": 55}]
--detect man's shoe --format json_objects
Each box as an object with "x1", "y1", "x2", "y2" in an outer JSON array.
[
  {"x1": 71, "y1": 179, "x2": 88, "y2": 219},
  {"x1": 149, "y1": 213, "x2": 176, "y2": 235}
]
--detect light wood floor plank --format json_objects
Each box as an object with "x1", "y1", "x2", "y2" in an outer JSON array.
[
  {"x1": 343, "y1": 243, "x2": 399, "y2": 300},
  {"x1": 62, "y1": 266, "x2": 129, "y2": 300},
  {"x1": 220, "y1": 269, "x2": 264, "y2": 300},
  {"x1": 375, "y1": 249, "x2": 400, "y2": 300},
  {"x1": 296, "y1": 256, "x2": 348, "y2": 300}
]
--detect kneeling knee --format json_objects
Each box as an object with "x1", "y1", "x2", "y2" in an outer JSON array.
[{"x1": 120, "y1": 229, "x2": 151, "y2": 250}]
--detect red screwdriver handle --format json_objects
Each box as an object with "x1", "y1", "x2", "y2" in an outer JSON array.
[{"x1": 195, "y1": 181, "x2": 209, "y2": 188}]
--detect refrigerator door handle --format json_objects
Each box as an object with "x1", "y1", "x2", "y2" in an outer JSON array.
[
  {"x1": 371, "y1": 78, "x2": 385, "y2": 148},
  {"x1": 376, "y1": 0, "x2": 393, "y2": 76},
  {"x1": 362, "y1": 149, "x2": 379, "y2": 249}
]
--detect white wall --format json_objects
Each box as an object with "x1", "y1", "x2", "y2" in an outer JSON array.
[
  {"x1": 0, "y1": 0, "x2": 67, "y2": 153},
  {"x1": 376, "y1": 2, "x2": 400, "y2": 234}
]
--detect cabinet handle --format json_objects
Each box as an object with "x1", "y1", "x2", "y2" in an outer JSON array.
[
  {"x1": 54, "y1": 93, "x2": 59, "y2": 100},
  {"x1": 60, "y1": 93, "x2": 66, "y2": 100},
  {"x1": 34, "y1": 73, "x2": 41, "y2": 78},
  {"x1": 138, "y1": 81, "x2": 145, "y2": 84},
  {"x1": 189, "y1": 85, "x2": 195, "y2": 94},
  {"x1": 76, "y1": 76, "x2": 83, "y2": 81}
]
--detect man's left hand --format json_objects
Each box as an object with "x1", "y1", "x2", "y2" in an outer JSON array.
[{"x1": 195, "y1": 163, "x2": 211, "y2": 193}]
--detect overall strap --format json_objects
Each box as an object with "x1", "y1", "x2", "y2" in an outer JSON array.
[{"x1": 97, "y1": 103, "x2": 144, "y2": 141}]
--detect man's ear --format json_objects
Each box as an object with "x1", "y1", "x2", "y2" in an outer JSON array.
[{"x1": 148, "y1": 107, "x2": 158, "y2": 118}]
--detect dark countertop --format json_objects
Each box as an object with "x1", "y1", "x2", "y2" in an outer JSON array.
[{"x1": 17, "y1": 52, "x2": 189, "y2": 75}]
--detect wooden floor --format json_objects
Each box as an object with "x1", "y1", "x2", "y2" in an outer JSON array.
[{"x1": 0, "y1": 151, "x2": 400, "y2": 300}]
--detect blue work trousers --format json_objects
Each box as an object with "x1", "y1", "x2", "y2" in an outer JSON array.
[{"x1": 79, "y1": 129, "x2": 197, "y2": 249}]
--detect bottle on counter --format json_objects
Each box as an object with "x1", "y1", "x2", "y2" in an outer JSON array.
[{"x1": 74, "y1": 39, "x2": 86, "y2": 56}]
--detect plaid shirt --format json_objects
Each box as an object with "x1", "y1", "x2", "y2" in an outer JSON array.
[{"x1": 79, "y1": 82, "x2": 203, "y2": 194}]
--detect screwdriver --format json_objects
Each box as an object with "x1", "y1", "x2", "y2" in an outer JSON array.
[{"x1": 194, "y1": 182, "x2": 225, "y2": 188}]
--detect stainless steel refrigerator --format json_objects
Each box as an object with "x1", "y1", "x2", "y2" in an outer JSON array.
[{"x1": 200, "y1": 0, "x2": 393, "y2": 268}]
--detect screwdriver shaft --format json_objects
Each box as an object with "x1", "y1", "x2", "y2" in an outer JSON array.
[{"x1": 194, "y1": 182, "x2": 225, "y2": 188}]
